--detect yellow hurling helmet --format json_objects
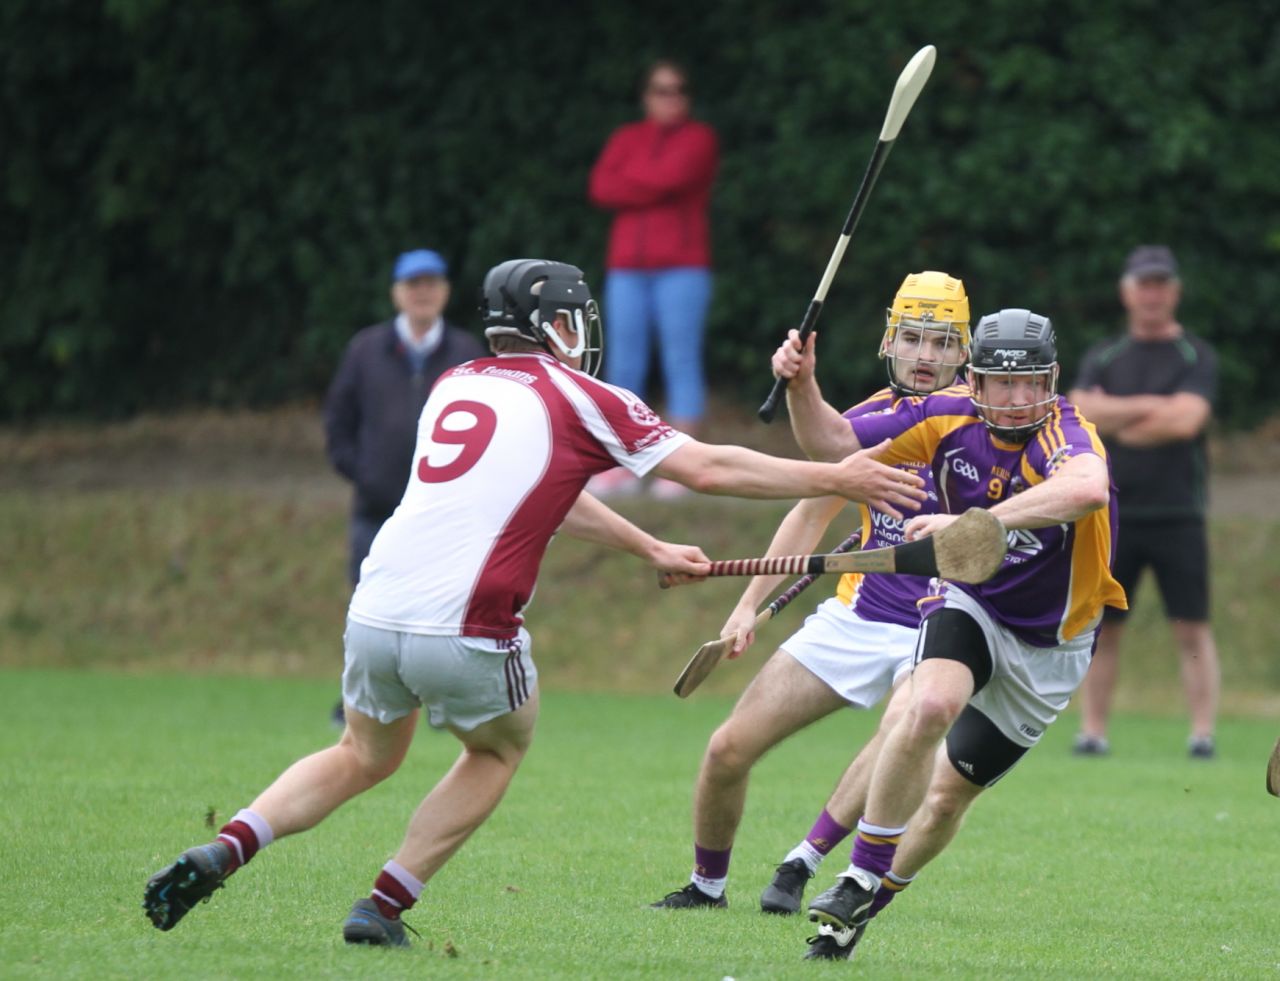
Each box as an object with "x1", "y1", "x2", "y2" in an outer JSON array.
[{"x1": 880, "y1": 271, "x2": 971, "y2": 395}]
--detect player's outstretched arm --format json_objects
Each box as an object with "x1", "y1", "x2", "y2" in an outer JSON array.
[
  {"x1": 560, "y1": 492, "x2": 711, "y2": 585},
  {"x1": 653, "y1": 439, "x2": 924, "y2": 518},
  {"x1": 721, "y1": 495, "x2": 848, "y2": 656},
  {"x1": 905, "y1": 454, "x2": 1109, "y2": 543},
  {"x1": 988, "y1": 453, "x2": 1110, "y2": 528},
  {"x1": 771, "y1": 329, "x2": 861, "y2": 461}
]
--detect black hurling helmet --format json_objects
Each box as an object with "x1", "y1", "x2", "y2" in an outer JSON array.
[
  {"x1": 480, "y1": 259, "x2": 603, "y2": 375},
  {"x1": 967, "y1": 308, "x2": 1059, "y2": 443}
]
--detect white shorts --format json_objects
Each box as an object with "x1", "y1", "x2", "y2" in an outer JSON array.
[
  {"x1": 780, "y1": 597, "x2": 917, "y2": 709},
  {"x1": 925, "y1": 588, "x2": 1094, "y2": 748},
  {"x1": 342, "y1": 619, "x2": 537, "y2": 731}
]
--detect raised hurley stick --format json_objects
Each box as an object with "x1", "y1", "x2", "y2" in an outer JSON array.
[
  {"x1": 673, "y1": 531, "x2": 863, "y2": 699},
  {"x1": 661, "y1": 508, "x2": 1007, "y2": 591},
  {"x1": 759, "y1": 44, "x2": 937, "y2": 422}
]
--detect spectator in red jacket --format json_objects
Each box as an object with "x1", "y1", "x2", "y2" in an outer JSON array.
[{"x1": 588, "y1": 59, "x2": 719, "y2": 499}]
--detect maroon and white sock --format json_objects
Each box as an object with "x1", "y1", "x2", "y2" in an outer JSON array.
[
  {"x1": 371, "y1": 860, "x2": 423, "y2": 920},
  {"x1": 215, "y1": 809, "x2": 275, "y2": 874}
]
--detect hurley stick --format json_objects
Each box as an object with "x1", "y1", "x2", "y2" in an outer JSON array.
[
  {"x1": 672, "y1": 529, "x2": 862, "y2": 698},
  {"x1": 759, "y1": 45, "x2": 938, "y2": 422}
]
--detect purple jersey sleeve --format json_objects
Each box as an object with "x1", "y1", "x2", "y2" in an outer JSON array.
[
  {"x1": 1021, "y1": 398, "x2": 1107, "y2": 479},
  {"x1": 835, "y1": 388, "x2": 940, "y2": 627},
  {"x1": 846, "y1": 388, "x2": 963, "y2": 467}
]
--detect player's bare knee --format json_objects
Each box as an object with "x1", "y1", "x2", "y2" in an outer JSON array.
[
  {"x1": 906, "y1": 693, "x2": 963, "y2": 742},
  {"x1": 463, "y1": 741, "x2": 525, "y2": 773},
  {"x1": 704, "y1": 722, "x2": 760, "y2": 778},
  {"x1": 348, "y1": 746, "x2": 404, "y2": 785}
]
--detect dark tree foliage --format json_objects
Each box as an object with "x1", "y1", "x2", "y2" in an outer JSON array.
[{"x1": 2, "y1": 0, "x2": 1277, "y2": 423}]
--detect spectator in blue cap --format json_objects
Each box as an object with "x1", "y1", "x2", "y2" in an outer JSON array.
[{"x1": 323, "y1": 248, "x2": 486, "y2": 722}]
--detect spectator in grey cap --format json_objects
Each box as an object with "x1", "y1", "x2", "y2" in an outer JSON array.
[
  {"x1": 323, "y1": 249, "x2": 487, "y2": 721},
  {"x1": 1068, "y1": 245, "x2": 1220, "y2": 759}
]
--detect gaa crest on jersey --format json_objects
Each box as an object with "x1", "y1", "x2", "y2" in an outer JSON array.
[
  {"x1": 951, "y1": 457, "x2": 981, "y2": 482},
  {"x1": 627, "y1": 399, "x2": 661, "y2": 427}
]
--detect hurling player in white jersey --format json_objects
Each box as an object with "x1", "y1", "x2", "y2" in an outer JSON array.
[
  {"x1": 649, "y1": 273, "x2": 971, "y2": 929},
  {"x1": 144, "y1": 258, "x2": 929, "y2": 947}
]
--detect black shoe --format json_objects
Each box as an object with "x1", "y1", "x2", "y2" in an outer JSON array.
[
  {"x1": 1188, "y1": 735, "x2": 1216, "y2": 759},
  {"x1": 342, "y1": 897, "x2": 416, "y2": 947},
  {"x1": 804, "y1": 922, "x2": 866, "y2": 960},
  {"x1": 1073, "y1": 733, "x2": 1110, "y2": 756},
  {"x1": 807, "y1": 869, "x2": 877, "y2": 929},
  {"x1": 760, "y1": 858, "x2": 813, "y2": 915},
  {"x1": 143, "y1": 841, "x2": 233, "y2": 931},
  {"x1": 649, "y1": 882, "x2": 727, "y2": 909}
]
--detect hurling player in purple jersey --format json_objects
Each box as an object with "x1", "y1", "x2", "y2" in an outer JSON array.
[
  {"x1": 648, "y1": 274, "x2": 969, "y2": 943},
  {"x1": 773, "y1": 308, "x2": 1125, "y2": 958}
]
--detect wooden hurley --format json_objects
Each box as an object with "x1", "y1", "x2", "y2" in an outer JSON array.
[
  {"x1": 672, "y1": 530, "x2": 864, "y2": 699},
  {"x1": 662, "y1": 507, "x2": 1008, "y2": 592}
]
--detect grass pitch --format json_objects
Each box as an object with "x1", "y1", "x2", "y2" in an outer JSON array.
[{"x1": 1, "y1": 669, "x2": 1277, "y2": 979}]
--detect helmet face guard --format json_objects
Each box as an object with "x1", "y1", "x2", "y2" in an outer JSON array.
[
  {"x1": 967, "y1": 362, "x2": 1060, "y2": 442},
  {"x1": 966, "y1": 308, "x2": 1059, "y2": 443},
  {"x1": 481, "y1": 259, "x2": 604, "y2": 376},
  {"x1": 880, "y1": 314, "x2": 969, "y2": 395},
  {"x1": 880, "y1": 271, "x2": 970, "y2": 395},
  {"x1": 535, "y1": 278, "x2": 603, "y2": 377}
]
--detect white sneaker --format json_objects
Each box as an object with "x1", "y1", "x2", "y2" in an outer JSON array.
[
  {"x1": 648, "y1": 477, "x2": 691, "y2": 500},
  {"x1": 585, "y1": 468, "x2": 641, "y2": 499}
]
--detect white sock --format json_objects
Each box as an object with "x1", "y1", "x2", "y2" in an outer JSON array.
[
  {"x1": 690, "y1": 872, "x2": 727, "y2": 899},
  {"x1": 784, "y1": 840, "x2": 825, "y2": 874}
]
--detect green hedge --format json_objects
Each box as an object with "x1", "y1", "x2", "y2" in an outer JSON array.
[{"x1": 2, "y1": 0, "x2": 1277, "y2": 423}]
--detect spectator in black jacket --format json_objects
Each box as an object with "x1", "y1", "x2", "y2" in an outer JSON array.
[
  {"x1": 324, "y1": 250, "x2": 487, "y2": 717},
  {"x1": 325, "y1": 249, "x2": 486, "y2": 590},
  {"x1": 1068, "y1": 245, "x2": 1220, "y2": 759}
]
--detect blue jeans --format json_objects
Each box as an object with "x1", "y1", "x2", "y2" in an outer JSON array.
[{"x1": 603, "y1": 267, "x2": 712, "y2": 424}]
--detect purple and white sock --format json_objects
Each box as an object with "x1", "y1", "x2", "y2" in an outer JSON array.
[
  {"x1": 691, "y1": 844, "x2": 731, "y2": 898},
  {"x1": 868, "y1": 870, "x2": 915, "y2": 918},
  {"x1": 848, "y1": 818, "x2": 906, "y2": 881},
  {"x1": 785, "y1": 809, "x2": 852, "y2": 873}
]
